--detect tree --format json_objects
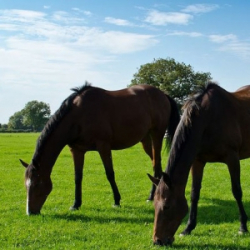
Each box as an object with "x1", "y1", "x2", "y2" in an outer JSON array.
[
  {"x1": 130, "y1": 58, "x2": 212, "y2": 106},
  {"x1": 8, "y1": 111, "x2": 27, "y2": 130},
  {"x1": 1, "y1": 124, "x2": 8, "y2": 129},
  {"x1": 22, "y1": 101, "x2": 51, "y2": 131}
]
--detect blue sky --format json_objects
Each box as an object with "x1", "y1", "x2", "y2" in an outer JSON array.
[{"x1": 1, "y1": 1, "x2": 250, "y2": 123}]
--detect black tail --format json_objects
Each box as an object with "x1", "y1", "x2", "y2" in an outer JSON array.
[{"x1": 166, "y1": 95, "x2": 180, "y2": 147}]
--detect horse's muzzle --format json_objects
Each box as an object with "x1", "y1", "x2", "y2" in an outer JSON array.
[
  {"x1": 154, "y1": 237, "x2": 174, "y2": 246},
  {"x1": 27, "y1": 210, "x2": 41, "y2": 216}
]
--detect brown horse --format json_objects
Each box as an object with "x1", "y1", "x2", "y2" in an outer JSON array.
[
  {"x1": 148, "y1": 82, "x2": 250, "y2": 246},
  {"x1": 20, "y1": 82, "x2": 180, "y2": 215}
]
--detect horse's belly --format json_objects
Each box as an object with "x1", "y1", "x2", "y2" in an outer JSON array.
[{"x1": 110, "y1": 135, "x2": 144, "y2": 150}]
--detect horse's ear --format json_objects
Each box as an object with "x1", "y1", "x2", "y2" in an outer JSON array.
[
  {"x1": 20, "y1": 159, "x2": 29, "y2": 168},
  {"x1": 147, "y1": 173, "x2": 160, "y2": 186},
  {"x1": 162, "y1": 172, "x2": 171, "y2": 188}
]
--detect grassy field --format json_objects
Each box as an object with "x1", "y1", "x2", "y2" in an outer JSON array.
[{"x1": 0, "y1": 133, "x2": 250, "y2": 249}]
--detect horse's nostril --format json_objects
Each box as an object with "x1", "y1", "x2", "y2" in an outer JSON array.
[
  {"x1": 166, "y1": 238, "x2": 173, "y2": 246},
  {"x1": 27, "y1": 211, "x2": 41, "y2": 216},
  {"x1": 154, "y1": 239, "x2": 163, "y2": 246},
  {"x1": 154, "y1": 238, "x2": 174, "y2": 246}
]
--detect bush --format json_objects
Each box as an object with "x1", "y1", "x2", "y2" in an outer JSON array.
[{"x1": 0, "y1": 129, "x2": 33, "y2": 133}]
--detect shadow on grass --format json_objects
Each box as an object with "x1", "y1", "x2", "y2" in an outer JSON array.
[
  {"x1": 46, "y1": 198, "x2": 250, "y2": 226},
  {"x1": 188, "y1": 198, "x2": 250, "y2": 225},
  {"x1": 48, "y1": 204, "x2": 154, "y2": 224},
  {"x1": 172, "y1": 243, "x2": 250, "y2": 250},
  {"x1": 44, "y1": 200, "x2": 250, "y2": 250}
]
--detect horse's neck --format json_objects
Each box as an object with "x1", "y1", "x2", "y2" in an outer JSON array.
[
  {"x1": 166, "y1": 119, "x2": 204, "y2": 193},
  {"x1": 33, "y1": 133, "x2": 67, "y2": 174}
]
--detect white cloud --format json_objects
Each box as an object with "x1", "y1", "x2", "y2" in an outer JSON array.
[
  {"x1": 0, "y1": 23, "x2": 20, "y2": 31},
  {"x1": 209, "y1": 34, "x2": 237, "y2": 43},
  {"x1": 167, "y1": 31, "x2": 203, "y2": 37},
  {"x1": 104, "y1": 17, "x2": 133, "y2": 26},
  {"x1": 182, "y1": 4, "x2": 219, "y2": 14},
  {"x1": 145, "y1": 10, "x2": 193, "y2": 26},
  {"x1": 85, "y1": 31, "x2": 158, "y2": 54},
  {"x1": 52, "y1": 11, "x2": 86, "y2": 24},
  {"x1": 220, "y1": 41, "x2": 250, "y2": 58},
  {"x1": 83, "y1": 11, "x2": 92, "y2": 16},
  {"x1": 208, "y1": 34, "x2": 250, "y2": 59},
  {"x1": 0, "y1": 8, "x2": 157, "y2": 53},
  {"x1": 0, "y1": 9, "x2": 46, "y2": 22},
  {"x1": 0, "y1": 8, "x2": 158, "y2": 90},
  {"x1": 72, "y1": 8, "x2": 92, "y2": 16}
]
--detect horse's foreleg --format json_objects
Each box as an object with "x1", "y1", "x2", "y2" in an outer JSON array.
[
  {"x1": 98, "y1": 143, "x2": 121, "y2": 206},
  {"x1": 227, "y1": 154, "x2": 248, "y2": 233},
  {"x1": 181, "y1": 160, "x2": 205, "y2": 236},
  {"x1": 141, "y1": 136, "x2": 154, "y2": 201},
  {"x1": 70, "y1": 148, "x2": 85, "y2": 210},
  {"x1": 142, "y1": 134, "x2": 163, "y2": 201}
]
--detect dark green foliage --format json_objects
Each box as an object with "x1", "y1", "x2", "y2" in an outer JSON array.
[
  {"x1": 131, "y1": 58, "x2": 212, "y2": 106},
  {"x1": 7, "y1": 101, "x2": 51, "y2": 131},
  {"x1": 22, "y1": 101, "x2": 51, "y2": 131},
  {"x1": 8, "y1": 110, "x2": 28, "y2": 130}
]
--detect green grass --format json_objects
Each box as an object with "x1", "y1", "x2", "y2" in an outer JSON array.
[{"x1": 1, "y1": 133, "x2": 250, "y2": 249}]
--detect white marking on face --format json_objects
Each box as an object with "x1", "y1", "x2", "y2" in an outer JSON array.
[
  {"x1": 26, "y1": 178, "x2": 31, "y2": 189},
  {"x1": 26, "y1": 178, "x2": 31, "y2": 215},
  {"x1": 26, "y1": 197, "x2": 30, "y2": 215},
  {"x1": 157, "y1": 198, "x2": 165, "y2": 210}
]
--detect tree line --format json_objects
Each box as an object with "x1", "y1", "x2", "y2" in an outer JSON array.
[
  {"x1": 1, "y1": 58, "x2": 211, "y2": 132},
  {"x1": 0, "y1": 101, "x2": 50, "y2": 132}
]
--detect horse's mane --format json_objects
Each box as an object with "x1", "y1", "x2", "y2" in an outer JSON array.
[
  {"x1": 32, "y1": 82, "x2": 92, "y2": 164},
  {"x1": 167, "y1": 81, "x2": 219, "y2": 172},
  {"x1": 181, "y1": 82, "x2": 219, "y2": 126}
]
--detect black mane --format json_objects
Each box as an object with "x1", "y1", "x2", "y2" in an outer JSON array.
[
  {"x1": 167, "y1": 81, "x2": 219, "y2": 172},
  {"x1": 182, "y1": 82, "x2": 218, "y2": 126},
  {"x1": 32, "y1": 82, "x2": 92, "y2": 164}
]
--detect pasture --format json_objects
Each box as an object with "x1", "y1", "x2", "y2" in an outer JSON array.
[{"x1": 0, "y1": 133, "x2": 250, "y2": 249}]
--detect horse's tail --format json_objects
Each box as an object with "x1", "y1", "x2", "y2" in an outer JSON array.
[{"x1": 165, "y1": 95, "x2": 180, "y2": 147}]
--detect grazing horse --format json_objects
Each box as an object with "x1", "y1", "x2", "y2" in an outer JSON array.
[
  {"x1": 20, "y1": 82, "x2": 180, "y2": 215},
  {"x1": 148, "y1": 82, "x2": 250, "y2": 246}
]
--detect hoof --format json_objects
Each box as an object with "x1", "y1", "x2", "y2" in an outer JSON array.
[
  {"x1": 69, "y1": 206, "x2": 79, "y2": 211},
  {"x1": 179, "y1": 230, "x2": 191, "y2": 237},
  {"x1": 147, "y1": 196, "x2": 154, "y2": 201},
  {"x1": 238, "y1": 229, "x2": 248, "y2": 235},
  {"x1": 146, "y1": 199, "x2": 153, "y2": 203},
  {"x1": 113, "y1": 204, "x2": 121, "y2": 208}
]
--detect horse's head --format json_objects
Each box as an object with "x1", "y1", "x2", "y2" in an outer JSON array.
[
  {"x1": 148, "y1": 173, "x2": 188, "y2": 246},
  {"x1": 20, "y1": 159, "x2": 52, "y2": 215}
]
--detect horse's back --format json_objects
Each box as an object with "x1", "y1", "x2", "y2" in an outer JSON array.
[
  {"x1": 128, "y1": 85, "x2": 171, "y2": 115},
  {"x1": 71, "y1": 84, "x2": 170, "y2": 150},
  {"x1": 234, "y1": 85, "x2": 250, "y2": 94},
  {"x1": 74, "y1": 84, "x2": 170, "y2": 120},
  {"x1": 233, "y1": 85, "x2": 250, "y2": 103}
]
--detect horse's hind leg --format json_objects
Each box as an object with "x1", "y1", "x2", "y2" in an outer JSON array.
[
  {"x1": 227, "y1": 153, "x2": 248, "y2": 233},
  {"x1": 70, "y1": 148, "x2": 85, "y2": 210},
  {"x1": 97, "y1": 143, "x2": 121, "y2": 206},
  {"x1": 181, "y1": 160, "x2": 205, "y2": 236},
  {"x1": 141, "y1": 134, "x2": 163, "y2": 201}
]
